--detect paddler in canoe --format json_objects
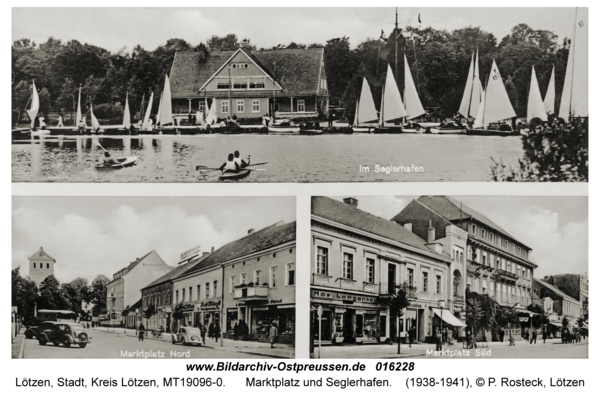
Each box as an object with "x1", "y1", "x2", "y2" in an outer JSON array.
[
  {"x1": 233, "y1": 151, "x2": 250, "y2": 168},
  {"x1": 218, "y1": 153, "x2": 242, "y2": 173},
  {"x1": 102, "y1": 151, "x2": 120, "y2": 166}
]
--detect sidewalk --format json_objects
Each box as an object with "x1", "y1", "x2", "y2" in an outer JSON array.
[
  {"x1": 12, "y1": 329, "x2": 25, "y2": 359},
  {"x1": 95, "y1": 327, "x2": 294, "y2": 358}
]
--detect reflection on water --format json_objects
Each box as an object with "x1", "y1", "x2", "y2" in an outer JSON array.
[{"x1": 11, "y1": 134, "x2": 524, "y2": 182}]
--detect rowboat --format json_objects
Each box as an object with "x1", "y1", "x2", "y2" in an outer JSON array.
[
  {"x1": 268, "y1": 124, "x2": 300, "y2": 134},
  {"x1": 219, "y1": 169, "x2": 251, "y2": 180},
  {"x1": 95, "y1": 156, "x2": 138, "y2": 170},
  {"x1": 430, "y1": 123, "x2": 466, "y2": 134}
]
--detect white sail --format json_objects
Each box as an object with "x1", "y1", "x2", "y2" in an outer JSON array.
[
  {"x1": 527, "y1": 66, "x2": 548, "y2": 122},
  {"x1": 559, "y1": 7, "x2": 588, "y2": 119},
  {"x1": 482, "y1": 60, "x2": 516, "y2": 125},
  {"x1": 353, "y1": 100, "x2": 358, "y2": 127},
  {"x1": 142, "y1": 92, "x2": 154, "y2": 130},
  {"x1": 473, "y1": 90, "x2": 486, "y2": 129},
  {"x1": 458, "y1": 53, "x2": 474, "y2": 119},
  {"x1": 544, "y1": 66, "x2": 555, "y2": 115},
  {"x1": 76, "y1": 86, "x2": 82, "y2": 127},
  {"x1": 26, "y1": 81, "x2": 40, "y2": 129},
  {"x1": 206, "y1": 99, "x2": 217, "y2": 125},
  {"x1": 122, "y1": 92, "x2": 131, "y2": 128},
  {"x1": 156, "y1": 92, "x2": 163, "y2": 125},
  {"x1": 159, "y1": 75, "x2": 173, "y2": 126},
  {"x1": 90, "y1": 104, "x2": 101, "y2": 131},
  {"x1": 355, "y1": 77, "x2": 379, "y2": 125},
  {"x1": 403, "y1": 55, "x2": 425, "y2": 120},
  {"x1": 469, "y1": 49, "x2": 483, "y2": 118}
]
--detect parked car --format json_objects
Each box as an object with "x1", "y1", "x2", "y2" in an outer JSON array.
[
  {"x1": 37, "y1": 322, "x2": 91, "y2": 348},
  {"x1": 24, "y1": 321, "x2": 56, "y2": 339},
  {"x1": 171, "y1": 327, "x2": 202, "y2": 346}
]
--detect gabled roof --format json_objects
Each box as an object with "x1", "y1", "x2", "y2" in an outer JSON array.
[
  {"x1": 128, "y1": 298, "x2": 142, "y2": 311},
  {"x1": 141, "y1": 254, "x2": 210, "y2": 291},
  {"x1": 28, "y1": 247, "x2": 55, "y2": 261},
  {"x1": 170, "y1": 47, "x2": 326, "y2": 98},
  {"x1": 534, "y1": 278, "x2": 579, "y2": 303},
  {"x1": 178, "y1": 221, "x2": 296, "y2": 278},
  {"x1": 312, "y1": 197, "x2": 450, "y2": 262},
  {"x1": 412, "y1": 196, "x2": 529, "y2": 248}
]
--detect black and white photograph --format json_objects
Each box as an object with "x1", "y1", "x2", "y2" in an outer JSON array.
[
  {"x1": 12, "y1": 196, "x2": 296, "y2": 359},
  {"x1": 11, "y1": 7, "x2": 587, "y2": 182},
  {"x1": 309, "y1": 195, "x2": 588, "y2": 359}
]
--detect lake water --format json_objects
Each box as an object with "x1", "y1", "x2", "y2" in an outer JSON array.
[{"x1": 11, "y1": 134, "x2": 524, "y2": 182}]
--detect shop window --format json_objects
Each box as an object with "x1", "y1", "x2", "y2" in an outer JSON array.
[
  {"x1": 422, "y1": 271, "x2": 428, "y2": 292},
  {"x1": 270, "y1": 266, "x2": 278, "y2": 288},
  {"x1": 366, "y1": 258, "x2": 375, "y2": 283},
  {"x1": 363, "y1": 313, "x2": 379, "y2": 341},
  {"x1": 287, "y1": 263, "x2": 295, "y2": 286},
  {"x1": 343, "y1": 253, "x2": 353, "y2": 280},
  {"x1": 221, "y1": 100, "x2": 229, "y2": 113},
  {"x1": 316, "y1": 247, "x2": 328, "y2": 275},
  {"x1": 236, "y1": 100, "x2": 244, "y2": 113},
  {"x1": 226, "y1": 309, "x2": 238, "y2": 332}
]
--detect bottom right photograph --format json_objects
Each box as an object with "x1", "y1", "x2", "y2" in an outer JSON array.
[{"x1": 309, "y1": 195, "x2": 588, "y2": 359}]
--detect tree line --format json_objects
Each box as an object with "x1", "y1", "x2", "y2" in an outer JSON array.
[
  {"x1": 11, "y1": 267, "x2": 110, "y2": 322},
  {"x1": 12, "y1": 23, "x2": 570, "y2": 125}
]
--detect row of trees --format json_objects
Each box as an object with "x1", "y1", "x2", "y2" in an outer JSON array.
[
  {"x1": 13, "y1": 22, "x2": 572, "y2": 125},
  {"x1": 11, "y1": 267, "x2": 110, "y2": 322}
]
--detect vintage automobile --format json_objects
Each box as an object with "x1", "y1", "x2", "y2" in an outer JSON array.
[
  {"x1": 37, "y1": 322, "x2": 91, "y2": 348},
  {"x1": 171, "y1": 327, "x2": 202, "y2": 346},
  {"x1": 24, "y1": 321, "x2": 56, "y2": 339}
]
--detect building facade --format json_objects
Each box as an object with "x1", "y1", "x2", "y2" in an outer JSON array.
[
  {"x1": 27, "y1": 247, "x2": 56, "y2": 284},
  {"x1": 533, "y1": 278, "x2": 582, "y2": 332},
  {"x1": 170, "y1": 47, "x2": 329, "y2": 121},
  {"x1": 393, "y1": 196, "x2": 538, "y2": 340},
  {"x1": 105, "y1": 250, "x2": 173, "y2": 326},
  {"x1": 548, "y1": 273, "x2": 589, "y2": 319},
  {"x1": 311, "y1": 197, "x2": 462, "y2": 349}
]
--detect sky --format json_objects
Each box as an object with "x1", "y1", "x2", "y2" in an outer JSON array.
[
  {"x1": 330, "y1": 195, "x2": 588, "y2": 279},
  {"x1": 12, "y1": 196, "x2": 295, "y2": 283},
  {"x1": 11, "y1": 7, "x2": 580, "y2": 53}
]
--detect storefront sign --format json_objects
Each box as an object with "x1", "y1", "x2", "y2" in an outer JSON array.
[
  {"x1": 269, "y1": 299, "x2": 283, "y2": 304},
  {"x1": 180, "y1": 245, "x2": 201, "y2": 261},
  {"x1": 408, "y1": 301, "x2": 426, "y2": 308},
  {"x1": 200, "y1": 300, "x2": 221, "y2": 311},
  {"x1": 252, "y1": 307, "x2": 269, "y2": 311},
  {"x1": 519, "y1": 316, "x2": 529, "y2": 322},
  {"x1": 182, "y1": 303, "x2": 195, "y2": 312},
  {"x1": 312, "y1": 289, "x2": 378, "y2": 304}
]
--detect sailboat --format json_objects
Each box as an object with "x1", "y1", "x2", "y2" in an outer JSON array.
[
  {"x1": 401, "y1": 55, "x2": 431, "y2": 132},
  {"x1": 26, "y1": 81, "x2": 40, "y2": 131},
  {"x1": 141, "y1": 92, "x2": 154, "y2": 131},
  {"x1": 526, "y1": 66, "x2": 547, "y2": 122},
  {"x1": 559, "y1": 7, "x2": 588, "y2": 120},
  {"x1": 122, "y1": 92, "x2": 131, "y2": 130},
  {"x1": 374, "y1": 65, "x2": 406, "y2": 133},
  {"x1": 155, "y1": 92, "x2": 163, "y2": 126},
  {"x1": 156, "y1": 74, "x2": 174, "y2": 133},
  {"x1": 467, "y1": 60, "x2": 516, "y2": 136},
  {"x1": 90, "y1": 103, "x2": 103, "y2": 133},
  {"x1": 470, "y1": 49, "x2": 483, "y2": 119},
  {"x1": 352, "y1": 77, "x2": 380, "y2": 132},
  {"x1": 543, "y1": 67, "x2": 555, "y2": 115}
]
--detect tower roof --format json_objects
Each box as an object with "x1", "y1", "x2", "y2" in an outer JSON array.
[{"x1": 28, "y1": 246, "x2": 55, "y2": 261}]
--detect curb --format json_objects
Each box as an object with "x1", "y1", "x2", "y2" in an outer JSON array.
[{"x1": 18, "y1": 332, "x2": 26, "y2": 359}]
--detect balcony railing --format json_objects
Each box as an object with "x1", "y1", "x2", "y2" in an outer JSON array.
[{"x1": 233, "y1": 285, "x2": 269, "y2": 300}]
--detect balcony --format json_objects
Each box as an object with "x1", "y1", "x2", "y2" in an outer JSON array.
[
  {"x1": 379, "y1": 283, "x2": 418, "y2": 299},
  {"x1": 495, "y1": 268, "x2": 518, "y2": 283},
  {"x1": 363, "y1": 282, "x2": 378, "y2": 293},
  {"x1": 234, "y1": 285, "x2": 269, "y2": 301}
]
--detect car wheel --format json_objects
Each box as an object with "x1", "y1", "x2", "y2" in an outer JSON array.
[
  {"x1": 53, "y1": 342, "x2": 60, "y2": 346},
  {"x1": 38, "y1": 340, "x2": 47, "y2": 345},
  {"x1": 79, "y1": 343, "x2": 87, "y2": 348},
  {"x1": 171, "y1": 337, "x2": 176, "y2": 344},
  {"x1": 63, "y1": 336, "x2": 72, "y2": 348},
  {"x1": 25, "y1": 333, "x2": 33, "y2": 339}
]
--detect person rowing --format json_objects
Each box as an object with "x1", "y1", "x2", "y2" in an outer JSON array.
[
  {"x1": 218, "y1": 153, "x2": 241, "y2": 173},
  {"x1": 102, "y1": 151, "x2": 120, "y2": 166},
  {"x1": 233, "y1": 151, "x2": 250, "y2": 168}
]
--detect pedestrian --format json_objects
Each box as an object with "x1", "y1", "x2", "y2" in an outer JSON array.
[
  {"x1": 200, "y1": 323, "x2": 207, "y2": 344},
  {"x1": 435, "y1": 329, "x2": 442, "y2": 351},
  {"x1": 409, "y1": 326, "x2": 415, "y2": 347},
  {"x1": 524, "y1": 328, "x2": 530, "y2": 342},
  {"x1": 208, "y1": 322, "x2": 215, "y2": 340},
  {"x1": 269, "y1": 322, "x2": 278, "y2": 349},
  {"x1": 138, "y1": 323, "x2": 145, "y2": 342},
  {"x1": 542, "y1": 326, "x2": 547, "y2": 343},
  {"x1": 233, "y1": 321, "x2": 239, "y2": 341},
  {"x1": 499, "y1": 327, "x2": 505, "y2": 343},
  {"x1": 442, "y1": 327, "x2": 448, "y2": 345},
  {"x1": 328, "y1": 112, "x2": 333, "y2": 129},
  {"x1": 530, "y1": 328, "x2": 537, "y2": 344},
  {"x1": 214, "y1": 323, "x2": 221, "y2": 343}
]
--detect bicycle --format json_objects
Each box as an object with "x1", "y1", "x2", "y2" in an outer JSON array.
[{"x1": 152, "y1": 326, "x2": 164, "y2": 338}]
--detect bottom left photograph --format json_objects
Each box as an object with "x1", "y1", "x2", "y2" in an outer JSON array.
[{"x1": 12, "y1": 196, "x2": 296, "y2": 359}]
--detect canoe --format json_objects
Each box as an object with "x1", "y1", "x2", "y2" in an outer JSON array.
[
  {"x1": 95, "y1": 156, "x2": 138, "y2": 170},
  {"x1": 418, "y1": 122, "x2": 441, "y2": 128},
  {"x1": 268, "y1": 125, "x2": 300, "y2": 133},
  {"x1": 219, "y1": 169, "x2": 251, "y2": 180},
  {"x1": 430, "y1": 128, "x2": 466, "y2": 134}
]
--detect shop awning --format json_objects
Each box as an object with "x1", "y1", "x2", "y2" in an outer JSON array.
[
  {"x1": 432, "y1": 308, "x2": 466, "y2": 327},
  {"x1": 549, "y1": 321, "x2": 563, "y2": 327},
  {"x1": 515, "y1": 308, "x2": 540, "y2": 317}
]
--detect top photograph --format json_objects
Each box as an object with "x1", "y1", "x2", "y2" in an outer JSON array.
[{"x1": 11, "y1": 7, "x2": 588, "y2": 183}]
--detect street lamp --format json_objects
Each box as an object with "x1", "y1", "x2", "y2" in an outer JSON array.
[
  {"x1": 135, "y1": 308, "x2": 139, "y2": 335},
  {"x1": 438, "y1": 300, "x2": 446, "y2": 347},
  {"x1": 317, "y1": 305, "x2": 323, "y2": 359}
]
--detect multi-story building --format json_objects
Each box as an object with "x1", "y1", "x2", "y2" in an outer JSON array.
[
  {"x1": 547, "y1": 273, "x2": 588, "y2": 319},
  {"x1": 170, "y1": 221, "x2": 296, "y2": 345},
  {"x1": 311, "y1": 197, "x2": 462, "y2": 348},
  {"x1": 27, "y1": 246, "x2": 56, "y2": 284},
  {"x1": 140, "y1": 248, "x2": 211, "y2": 332},
  {"x1": 105, "y1": 250, "x2": 173, "y2": 326},
  {"x1": 170, "y1": 47, "x2": 329, "y2": 121},
  {"x1": 533, "y1": 278, "x2": 582, "y2": 331}
]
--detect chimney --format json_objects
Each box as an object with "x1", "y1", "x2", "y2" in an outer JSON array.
[
  {"x1": 404, "y1": 223, "x2": 413, "y2": 232},
  {"x1": 427, "y1": 220, "x2": 435, "y2": 244},
  {"x1": 248, "y1": 228, "x2": 255, "y2": 235},
  {"x1": 343, "y1": 197, "x2": 358, "y2": 207},
  {"x1": 211, "y1": 246, "x2": 214, "y2": 253}
]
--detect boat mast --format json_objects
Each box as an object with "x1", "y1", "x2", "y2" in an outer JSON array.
[
  {"x1": 139, "y1": 93, "x2": 145, "y2": 122},
  {"x1": 568, "y1": 7, "x2": 578, "y2": 120},
  {"x1": 395, "y1": 8, "x2": 399, "y2": 82}
]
